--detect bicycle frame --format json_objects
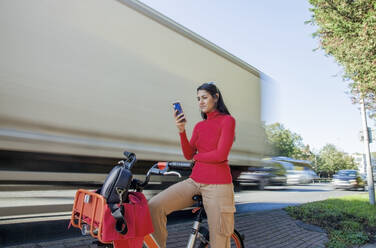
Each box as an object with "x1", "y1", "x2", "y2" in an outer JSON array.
[
  {"x1": 143, "y1": 233, "x2": 160, "y2": 248},
  {"x1": 142, "y1": 206, "x2": 205, "y2": 248}
]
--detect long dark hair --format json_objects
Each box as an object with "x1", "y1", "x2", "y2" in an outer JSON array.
[{"x1": 197, "y1": 82, "x2": 231, "y2": 120}]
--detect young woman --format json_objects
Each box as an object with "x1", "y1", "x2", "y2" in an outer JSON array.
[{"x1": 148, "y1": 82, "x2": 236, "y2": 248}]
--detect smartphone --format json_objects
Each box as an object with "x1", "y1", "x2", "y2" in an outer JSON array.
[
  {"x1": 172, "y1": 102, "x2": 186, "y2": 121},
  {"x1": 172, "y1": 102, "x2": 183, "y2": 115}
]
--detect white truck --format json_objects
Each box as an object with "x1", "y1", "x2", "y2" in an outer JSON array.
[{"x1": 0, "y1": 0, "x2": 269, "y2": 185}]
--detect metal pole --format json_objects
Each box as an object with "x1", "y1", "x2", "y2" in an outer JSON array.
[{"x1": 360, "y1": 97, "x2": 375, "y2": 205}]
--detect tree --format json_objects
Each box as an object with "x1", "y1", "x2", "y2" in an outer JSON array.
[
  {"x1": 308, "y1": 0, "x2": 376, "y2": 204},
  {"x1": 265, "y1": 123, "x2": 307, "y2": 159},
  {"x1": 307, "y1": 0, "x2": 376, "y2": 107},
  {"x1": 315, "y1": 144, "x2": 357, "y2": 177}
]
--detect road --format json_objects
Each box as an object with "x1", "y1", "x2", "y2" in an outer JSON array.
[
  {"x1": 234, "y1": 183, "x2": 366, "y2": 212},
  {"x1": 0, "y1": 183, "x2": 367, "y2": 246}
]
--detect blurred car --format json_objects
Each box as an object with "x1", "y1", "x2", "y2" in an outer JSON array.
[
  {"x1": 286, "y1": 169, "x2": 319, "y2": 185},
  {"x1": 332, "y1": 170, "x2": 366, "y2": 190},
  {"x1": 233, "y1": 163, "x2": 287, "y2": 190},
  {"x1": 274, "y1": 160, "x2": 318, "y2": 185},
  {"x1": 270, "y1": 157, "x2": 318, "y2": 185}
]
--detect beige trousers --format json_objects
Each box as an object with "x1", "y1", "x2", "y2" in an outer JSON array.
[{"x1": 148, "y1": 178, "x2": 236, "y2": 248}]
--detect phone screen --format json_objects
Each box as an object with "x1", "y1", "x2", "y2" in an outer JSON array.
[{"x1": 172, "y1": 102, "x2": 183, "y2": 115}]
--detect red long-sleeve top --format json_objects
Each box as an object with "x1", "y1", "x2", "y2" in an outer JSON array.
[{"x1": 179, "y1": 110, "x2": 236, "y2": 184}]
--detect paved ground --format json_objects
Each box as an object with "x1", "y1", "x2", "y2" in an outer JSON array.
[
  {"x1": 3, "y1": 184, "x2": 375, "y2": 247},
  {"x1": 5, "y1": 209, "x2": 330, "y2": 248}
]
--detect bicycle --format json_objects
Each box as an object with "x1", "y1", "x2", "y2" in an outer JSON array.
[{"x1": 71, "y1": 152, "x2": 244, "y2": 248}]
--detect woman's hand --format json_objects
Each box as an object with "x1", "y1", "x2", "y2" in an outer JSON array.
[{"x1": 174, "y1": 109, "x2": 186, "y2": 133}]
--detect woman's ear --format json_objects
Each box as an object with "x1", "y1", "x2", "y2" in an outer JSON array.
[{"x1": 215, "y1": 93, "x2": 219, "y2": 100}]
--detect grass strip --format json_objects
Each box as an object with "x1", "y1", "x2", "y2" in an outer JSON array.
[{"x1": 285, "y1": 193, "x2": 376, "y2": 248}]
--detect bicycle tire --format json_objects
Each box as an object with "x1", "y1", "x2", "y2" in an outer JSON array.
[{"x1": 197, "y1": 226, "x2": 244, "y2": 248}]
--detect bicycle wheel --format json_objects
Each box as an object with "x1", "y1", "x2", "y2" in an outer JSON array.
[{"x1": 197, "y1": 226, "x2": 244, "y2": 248}]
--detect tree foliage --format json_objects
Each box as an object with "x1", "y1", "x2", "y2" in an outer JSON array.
[
  {"x1": 265, "y1": 123, "x2": 358, "y2": 177},
  {"x1": 265, "y1": 123, "x2": 308, "y2": 159},
  {"x1": 308, "y1": 0, "x2": 376, "y2": 107},
  {"x1": 315, "y1": 144, "x2": 357, "y2": 177}
]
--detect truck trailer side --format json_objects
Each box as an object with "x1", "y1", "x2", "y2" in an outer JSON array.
[{"x1": 0, "y1": 0, "x2": 269, "y2": 185}]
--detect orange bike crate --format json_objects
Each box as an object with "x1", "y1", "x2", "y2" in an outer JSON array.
[{"x1": 70, "y1": 189, "x2": 110, "y2": 244}]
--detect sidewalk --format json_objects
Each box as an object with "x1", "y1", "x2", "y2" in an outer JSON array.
[{"x1": 6, "y1": 209, "x2": 333, "y2": 248}]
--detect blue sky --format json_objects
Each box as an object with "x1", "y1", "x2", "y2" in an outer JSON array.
[{"x1": 140, "y1": 0, "x2": 365, "y2": 154}]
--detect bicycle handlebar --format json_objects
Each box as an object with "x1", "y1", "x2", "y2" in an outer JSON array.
[
  {"x1": 167, "y1": 161, "x2": 194, "y2": 169},
  {"x1": 121, "y1": 150, "x2": 194, "y2": 190},
  {"x1": 136, "y1": 161, "x2": 194, "y2": 189}
]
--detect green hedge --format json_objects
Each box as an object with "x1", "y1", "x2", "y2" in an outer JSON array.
[{"x1": 285, "y1": 194, "x2": 376, "y2": 248}]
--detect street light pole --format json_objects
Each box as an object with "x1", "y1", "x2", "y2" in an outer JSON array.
[{"x1": 360, "y1": 97, "x2": 375, "y2": 205}]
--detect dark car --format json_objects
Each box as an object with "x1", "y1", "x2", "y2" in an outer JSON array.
[{"x1": 332, "y1": 170, "x2": 366, "y2": 190}]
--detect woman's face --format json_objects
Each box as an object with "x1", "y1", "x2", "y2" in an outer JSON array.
[{"x1": 197, "y1": 90, "x2": 218, "y2": 114}]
